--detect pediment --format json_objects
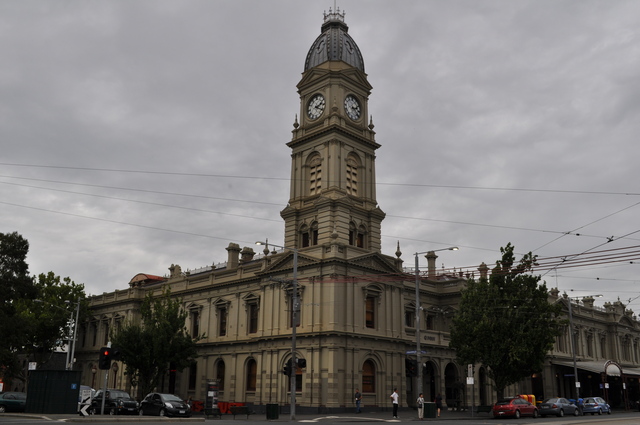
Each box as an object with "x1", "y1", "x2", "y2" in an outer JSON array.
[
  {"x1": 348, "y1": 252, "x2": 399, "y2": 274},
  {"x1": 258, "y1": 251, "x2": 319, "y2": 275},
  {"x1": 297, "y1": 68, "x2": 332, "y2": 88}
]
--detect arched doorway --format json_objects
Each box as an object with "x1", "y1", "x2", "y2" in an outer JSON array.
[
  {"x1": 479, "y1": 367, "x2": 487, "y2": 406},
  {"x1": 425, "y1": 361, "x2": 437, "y2": 403},
  {"x1": 445, "y1": 363, "x2": 459, "y2": 409}
]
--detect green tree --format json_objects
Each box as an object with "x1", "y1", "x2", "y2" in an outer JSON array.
[
  {"x1": 0, "y1": 232, "x2": 36, "y2": 384},
  {"x1": 17, "y1": 272, "x2": 88, "y2": 370},
  {"x1": 111, "y1": 286, "x2": 203, "y2": 399},
  {"x1": 449, "y1": 243, "x2": 563, "y2": 400}
]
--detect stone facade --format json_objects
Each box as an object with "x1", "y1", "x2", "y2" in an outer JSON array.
[{"x1": 73, "y1": 9, "x2": 640, "y2": 413}]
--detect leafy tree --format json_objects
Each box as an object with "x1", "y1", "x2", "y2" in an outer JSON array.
[
  {"x1": 111, "y1": 286, "x2": 203, "y2": 399},
  {"x1": 449, "y1": 243, "x2": 562, "y2": 400},
  {"x1": 17, "y1": 272, "x2": 88, "y2": 370},
  {"x1": 0, "y1": 232, "x2": 36, "y2": 384}
]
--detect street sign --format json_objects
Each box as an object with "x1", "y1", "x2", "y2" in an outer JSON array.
[{"x1": 79, "y1": 404, "x2": 91, "y2": 416}]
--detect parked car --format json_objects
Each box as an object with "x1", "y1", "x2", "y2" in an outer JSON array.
[
  {"x1": 491, "y1": 397, "x2": 539, "y2": 419},
  {"x1": 582, "y1": 397, "x2": 611, "y2": 415},
  {"x1": 90, "y1": 389, "x2": 139, "y2": 415},
  {"x1": 139, "y1": 393, "x2": 191, "y2": 417},
  {"x1": 0, "y1": 392, "x2": 27, "y2": 413},
  {"x1": 539, "y1": 397, "x2": 579, "y2": 417}
]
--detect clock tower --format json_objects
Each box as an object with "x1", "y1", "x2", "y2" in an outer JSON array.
[{"x1": 281, "y1": 8, "x2": 385, "y2": 256}]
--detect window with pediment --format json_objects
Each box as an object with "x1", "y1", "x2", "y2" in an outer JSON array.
[
  {"x1": 244, "y1": 294, "x2": 260, "y2": 334},
  {"x1": 215, "y1": 300, "x2": 230, "y2": 337},
  {"x1": 363, "y1": 285, "x2": 382, "y2": 329}
]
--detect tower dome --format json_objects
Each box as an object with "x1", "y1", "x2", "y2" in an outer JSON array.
[{"x1": 304, "y1": 8, "x2": 365, "y2": 72}]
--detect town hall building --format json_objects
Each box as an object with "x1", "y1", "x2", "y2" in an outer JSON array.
[{"x1": 74, "y1": 9, "x2": 640, "y2": 413}]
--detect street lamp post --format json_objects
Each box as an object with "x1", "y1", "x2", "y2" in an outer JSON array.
[
  {"x1": 69, "y1": 298, "x2": 81, "y2": 370},
  {"x1": 565, "y1": 293, "x2": 602, "y2": 401},
  {"x1": 256, "y1": 240, "x2": 298, "y2": 420},
  {"x1": 414, "y1": 247, "x2": 458, "y2": 399},
  {"x1": 34, "y1": 299, "x2": 77, "y2": 370}
]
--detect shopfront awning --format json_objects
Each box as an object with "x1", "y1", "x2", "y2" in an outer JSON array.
[{"x1": 551, "y1": 360, "x2": 640, "y2": 376}]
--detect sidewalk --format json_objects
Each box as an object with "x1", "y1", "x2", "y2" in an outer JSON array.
[
  {"x1": 0, "y1": 409, "x2": 491, "y2": 422},
  {"x1": 3, "y1": 408, "x2": 637, "y2": 423}
]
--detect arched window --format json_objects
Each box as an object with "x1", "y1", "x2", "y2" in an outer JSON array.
[
  {"x1": 287, "y1": 361, "x2": 303, "y2": 393},
  {"x1": 346, "y1": 155, "x2": 360, "y2": 196},
  {"x1": 246, "y1": 359, "x2": 257, "y2": 391},
  {"x1": 307, "y1": 154, "x2": 322, "y2": 195},
  {"x1": 216, "y1": 360, "x2": 225, "y2": 391},
  {"x1": 301, "y1": 222, "x2": 319, "y2": 247},
  {"x1": 349, "y1": 222, "x2": 366, "y2": 248},
  {"x1": 362, "y1": 360, "x2": 376, "y2": 393}
]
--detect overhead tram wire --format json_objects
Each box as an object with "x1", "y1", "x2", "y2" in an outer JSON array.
[
  {"x1": 533, "y1": 199, "x2": 640, "y2": 251},
  {"x1": 0, "y1": 175, "x2": 283, "y2": 206},
  {"x1": 1, "y1": 163, "x2": 639, "y2": 196},
  {"x1": 2, "y1": 178, "x2": 636, "y2": 245}
]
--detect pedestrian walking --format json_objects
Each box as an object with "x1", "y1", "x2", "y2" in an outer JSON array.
[
  {"x1": 390, "y1": 388, "x2": 399, "y2": 418},
  {"x1": 417, "y1": 393, "x2": 425, "y2": 419}
]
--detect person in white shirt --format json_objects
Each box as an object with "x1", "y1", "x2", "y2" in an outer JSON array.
[{"x1": 390, "y1": 388, "x2": 399, "y2": 418}]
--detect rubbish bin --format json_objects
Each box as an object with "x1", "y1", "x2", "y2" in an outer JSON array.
[
  {"x1": 424, "y1": 402, "x2": 437, "y2": 418},
  {"x1": 266, "y1": 403, "x2": 279, "y2": 420}
]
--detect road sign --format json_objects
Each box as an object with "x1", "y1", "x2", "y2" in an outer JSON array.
[{"x1": 79, "y1": 403, "x2": 91, "y2": 417}]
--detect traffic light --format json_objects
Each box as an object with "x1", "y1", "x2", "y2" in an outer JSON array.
[
  {"x1": 110, "y1": 347, "x2": 121, "y2": 361},
  {"x1": 405, "y1": 358, "x2": 417, "y2": 377},
  {"x1": 283, "y1": 359, "x2": 292, "y2": 376},
  {"x1": 99, "y1": 347, "x2": 111, "y2": 370},
  {"x1": 297, "y1": 358, "x2": 306, "y2": 368}
]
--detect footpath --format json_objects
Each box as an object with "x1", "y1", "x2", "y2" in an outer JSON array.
[{"x1": 1, "y1": 408, "x2": 637, "y2": 423}]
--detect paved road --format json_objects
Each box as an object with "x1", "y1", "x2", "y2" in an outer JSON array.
[{"x1": 1, "y1": 409, "x2": 638, "y2": 425}]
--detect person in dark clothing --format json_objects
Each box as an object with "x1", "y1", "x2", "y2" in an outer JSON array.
[
  {"x1": 354, "y1": 389, "x2": 362, "y2": 413},
  {"x1": 435, "y1": 393, "x2": 443, "y2": 417}
]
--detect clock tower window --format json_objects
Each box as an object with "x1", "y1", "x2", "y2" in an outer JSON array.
[
  {"x1": 346, "y1": 156, "x2": 359, "y2": 196},
  {"x1": 301, "y1": 222, "x2": 319, "y2": 247},
  {"x1": 308, "y1": 154, "x2": 322, "y2": 195},
  {"x1": 349, "y1": 223, "x2": 366, "y2": 248}
]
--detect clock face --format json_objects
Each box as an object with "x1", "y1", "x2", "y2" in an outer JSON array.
[
  {"x1": 344, "y1": 95, "x2": 361, "y2": 120},
  {"x1": 307, "y1": 94, "x2": 325, "y2": 120}
]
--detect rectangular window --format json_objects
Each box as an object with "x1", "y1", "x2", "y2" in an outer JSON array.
[
  {"x1": 249, "y1": 304, "x2": 258, "y2": 334},
  {"x1": 91, "y1": 322, "x2": 97, "y2": 347},
  {"x1": 426, "y1": 315, "x2": 434, "y2": 330},
  {"x1": 191, "y1": 311, "x2": 200, "y2": 337},
  {"x1": 290, "y1": 303, "x2": 301, "y2": 328},
  {"x1": 103, "y1": 322, "x2": 109, "y2": 346},
  {"x1": 365, "y1": 297, "x2": 375, "y2": 328},
  {"x1": 219, "y1": 308, "x2": 227, "y2": 337},
  {"x1": 405, "y1": 310, "x2": 415, "y2": 328}
]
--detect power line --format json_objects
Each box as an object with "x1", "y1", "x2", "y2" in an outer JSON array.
[{"x1": 1, "y1": 163, "x2": 638, "y2": 196}]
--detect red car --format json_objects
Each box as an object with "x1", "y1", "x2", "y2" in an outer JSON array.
[{"x1": 492, "y1": 397, "x2": 539, "y2": 419}]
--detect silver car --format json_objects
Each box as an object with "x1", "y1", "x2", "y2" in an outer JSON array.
[
  {"x1": 539, "y1": 397, "x2": 579, "y2": 417},
  {"x1": 582, "y1": 397, "x2": 611, "y2": 415}
]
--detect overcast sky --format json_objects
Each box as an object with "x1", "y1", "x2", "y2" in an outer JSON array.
[{"x1": 2, "y1": 0, "x2": 639, "y2": 310}]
